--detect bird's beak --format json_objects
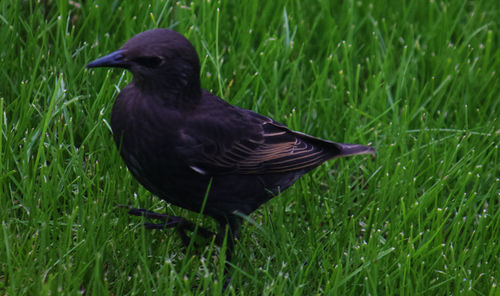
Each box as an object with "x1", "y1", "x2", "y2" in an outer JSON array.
[{"x1": 86, "y1": 50, "x2": 128, "y2": 69}]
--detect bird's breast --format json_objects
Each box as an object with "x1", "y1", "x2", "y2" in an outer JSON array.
[{"x1": 110, "y1": 87, "x2": 192, "y2": 176}]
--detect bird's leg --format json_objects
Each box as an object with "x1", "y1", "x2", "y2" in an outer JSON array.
[
  {"x1": 218, "y1": 215, "x2": 241, "y2": 292},
  {"x1": 174, "y1": 218, "x2": 219, "y2": 247}
]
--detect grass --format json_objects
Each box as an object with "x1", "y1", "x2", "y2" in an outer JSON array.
[{"x1": 1, "y1": 0, "x2": 499, "y2": 294}]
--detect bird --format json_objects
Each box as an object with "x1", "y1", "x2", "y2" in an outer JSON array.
[{"x1": 86, "y1": 28, "x2": 374, "y2": 283}]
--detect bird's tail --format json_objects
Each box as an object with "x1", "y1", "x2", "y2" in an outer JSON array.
[{"x1": 334, "y1": 143, "x2": 375, "y2": 157}]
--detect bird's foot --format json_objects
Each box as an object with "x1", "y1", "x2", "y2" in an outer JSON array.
[
  {"x1": 124, "y1": 206, "x2": 181, "y2": 225},
  {"x1": 118, "y1": 205, "x2": 218, "y2": 246},
  {"x1": 222, "y1": 275, "x2": 231, "y2": 292}
]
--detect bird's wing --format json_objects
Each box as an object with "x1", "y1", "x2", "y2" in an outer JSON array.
[{"x1": 182, "y1": 119, "x2": 346, "y2": 176}]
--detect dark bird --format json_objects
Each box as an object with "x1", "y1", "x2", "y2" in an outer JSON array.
[{"x1": 86, "y1": 28, "x2": 374, "y2": 284}]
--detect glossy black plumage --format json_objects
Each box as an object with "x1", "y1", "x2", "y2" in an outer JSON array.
[{"x1": 86, "y1": 28, "x2": 374, "y2": 280}]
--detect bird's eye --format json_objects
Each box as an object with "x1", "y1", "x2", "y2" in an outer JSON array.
[{"x1": 132, "y1": 56, "x2": 164, "y2": 68}]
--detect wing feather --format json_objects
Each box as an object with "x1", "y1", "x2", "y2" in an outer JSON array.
[
  {"x1": 188, "y1": 121, "x2": 342, "y2": 175},
  {"x1": 179, "y1": 93, "x2": 374, "y2": 176}
]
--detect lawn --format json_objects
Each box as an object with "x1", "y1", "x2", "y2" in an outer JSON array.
[{"x1": 1, "y1": 0, "x2": 499, "y2": 295}]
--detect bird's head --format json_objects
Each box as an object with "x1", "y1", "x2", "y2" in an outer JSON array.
[{"x1": 87, "y1": 29, "x2": 201, "y2": 95}]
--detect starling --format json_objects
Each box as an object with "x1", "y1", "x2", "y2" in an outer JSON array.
[{"x1": 86, "y1": 28, "x2": 374, "y2": 277}]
